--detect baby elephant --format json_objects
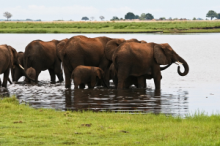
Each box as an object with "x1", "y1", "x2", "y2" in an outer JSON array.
[{"x1": 72, "y1": 65, "x2": 108, "y2": 89}]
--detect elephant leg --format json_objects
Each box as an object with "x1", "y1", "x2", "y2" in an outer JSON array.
[
  {"x1": 79, "y1": 84, "x2": 85, "y2": 89},
  {"x1": 99, "y1": 57, "x2": 111, "y2": 86},
  {"x1": 105, "y1": 68, "x2": 110, "y2": 86},
  {"x1": 117, "y1": 68, "x2": 129, "y2": 89},
  {"x1": 137, "y1": 76, "x2": 146, "y2": 89},
  {"x1": 89, "y1": 80, "x2": 96, "y2": 89},
  {"x1": 49, "y1": 69, "x2": 56, "y2": 84},
  {"x1": 153, "y1": 65, "x2": 161, "y2": 90},
  {"x1": 113, "y1": 76, "x2": 118, "y2": 88},
  {"x1": 88, "y1": 83, "x2": 95, "y2": 89},
  {"x1": 2, "y1": 68, "x2": 10, "y2": 88},
  {"x1": 64, "y1": 66, "x2": 72, "y2": 88},
  {"x1": 56, "y1": 72, "x2": 64, "y2": 82},
  {"x1": 0, "y1": 78, "x2": 1, "y2": 86},
  {"x1": 74, "y1": 83, "x2": 79, "y2": 89},
  {"x1": 35, "y1": 70, "x2": 41, "y2": 84},
  {"x1": 54, "y1": 60, "x2": 64, "y2": 82}
]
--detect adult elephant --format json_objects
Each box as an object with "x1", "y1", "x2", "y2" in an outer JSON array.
[
  {"x1": 113, "y1": 42, "x2": 189, "y2": 90},
  {"x1": 11, "y1": 51, "x2": 25, "y2": 82},
  {"x1": 59, "y1": 35, "x2": 113, "y2": 88},
  {"x1": 22, "y1": 39, "x2": 68, "y2": 83},
  {"x1": 105, "y1": 39, "x2": 170, "y2": 88},
  {"x1": 0, "y1": 45, "x2": 28, "y2": 87}
]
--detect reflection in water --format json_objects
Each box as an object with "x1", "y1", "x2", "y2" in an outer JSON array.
[
  {"x1": 1, "y1": 82, "x2": 189, "y2": 116},
  {"x1": 64, "y1": 88, "x2": 188, "y2": 116},
  {"x1": 1, "y1": 80, "x2": 189, "y2": 116}
]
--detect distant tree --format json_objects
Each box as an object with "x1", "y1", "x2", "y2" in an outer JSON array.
[
  {"x1": 81, "y1": 16, "x2": 89, "y2": 21},
  {"x1": 120, "y1": 18, "x2": 123, "y2": 20},
  {"x1": 134, "y1": 15, "x2": 139, "y2": 19},
  {"x1": 217, "y1": 13, "x2": 220, "y2": 19},
  {"x1": 125, "y1": 12, "x2": 135, "y2": 19},
  {"x1": 193, "y1": 17, "x2": 196, "y2": 20},
  {"x1": 111, "y1": 16, "x2": 119, "y2": 21},
  {"x1": 99, "y1": 16, "x2": 105, "y2": 21},
  {"x1": 139, "y1": 13, "x2": 146, "y2": 20},
  {"x1": 145, "y1": 13, "x2": 154, "y2": 20},
  {"x1": 159, "y1": 17, "x2": 166, "y2": 20},
  {"x1": 3, "y1": 12, "x2": 12, "y2": 21},
  {"x1": 168, "y1": 17, "x2": 172, "y2": 20},
  {"x1": 206, "y1": 10, "x2": 217, "y2": 20}
]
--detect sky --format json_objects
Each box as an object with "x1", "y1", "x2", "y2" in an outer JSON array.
[{"x1": 0, "y1": 0, "x2": 220, "y2": 21}]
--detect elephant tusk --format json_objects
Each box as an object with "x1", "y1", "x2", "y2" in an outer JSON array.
[
  {"x1": 177, "y1": 61, "x2": 183, "y2": 65},
  {"x1": 175, "y1": 62, "x2": 179, "y2": 66},
  {"x1": 19, "y1": 64, "x2": 24, "y2": 70}
]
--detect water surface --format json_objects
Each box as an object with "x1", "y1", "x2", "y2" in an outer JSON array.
[{"x1": 0, "y1": 33, "x2": 219, "y2": 116}]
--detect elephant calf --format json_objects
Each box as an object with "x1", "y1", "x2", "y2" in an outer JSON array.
[{"x1": 71, "y1": 65, "x2": 108, "y2": 89}]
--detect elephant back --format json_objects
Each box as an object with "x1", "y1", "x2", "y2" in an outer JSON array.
[{"x1": 105, "y1": 39, "x2": 126, "y2": 61}]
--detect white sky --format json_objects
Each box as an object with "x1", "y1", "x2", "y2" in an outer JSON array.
[{"x1": 0, "y1": 0, "x2": 220, "y2": 20}]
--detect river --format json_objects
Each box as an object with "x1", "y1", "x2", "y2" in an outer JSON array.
[{"x1": 0, "y1": 33, "x2": 219, "y2": 116}]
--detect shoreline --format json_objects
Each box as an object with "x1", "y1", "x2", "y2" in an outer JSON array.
[{"x1": 0, "y1": 21, "x2": 220, "y2": 33}]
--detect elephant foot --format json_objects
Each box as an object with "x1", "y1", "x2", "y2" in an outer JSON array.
[{"x1": 50, "y1": 81, "x2": 56, "y2": 84}]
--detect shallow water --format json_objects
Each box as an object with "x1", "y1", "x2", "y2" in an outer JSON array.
[{"x1": 0, "y1": 33, "x2": 220, "y2": 116}]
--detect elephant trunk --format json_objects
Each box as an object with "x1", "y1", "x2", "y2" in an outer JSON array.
[
  {"x1": 177, "y1": 56, "x2": 189, "y2": 76},
  {"x1": 18, "y1": 64, "x2": 36, "y2": 82}
]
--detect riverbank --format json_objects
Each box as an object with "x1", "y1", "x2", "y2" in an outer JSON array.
[
  {"x1": 0, "y1": 97, "x2": 220, "y2": 145},
  {"x1": 0, "y1": 21, "x2": 220, "y2": 33}
]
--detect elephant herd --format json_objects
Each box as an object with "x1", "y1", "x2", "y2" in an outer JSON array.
[{"x1": 0, "y1": 35, "x2": 189, "y2": 91}]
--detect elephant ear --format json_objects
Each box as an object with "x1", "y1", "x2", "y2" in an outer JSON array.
[
  {"x1": 8, "y1": 46, "x2": 17, "y2": 66},
  {"x1": 57, "y1": 41, "x2": 67, "y2": 61},
  {"x1": 153, "y1": 44, "x2": 170, "y2": 65},
  {"x1": 57, "y1": 41, "x2": 66, "y2": 51}
]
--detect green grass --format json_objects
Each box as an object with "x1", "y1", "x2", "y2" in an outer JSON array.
[
  {"x1": 0, "y1": 21, "x2": 220, "y2": 33},
  {"x1": 1, "y1": 96, "x2": 220, "y2": 145}
]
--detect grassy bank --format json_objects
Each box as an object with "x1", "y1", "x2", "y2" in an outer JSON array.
[
  {"x1": 0, "y1": 21, "x2": 220, "y2": 33},
  {"x1": 0, "y1": 97, "x2": 220, "y2": 145}
]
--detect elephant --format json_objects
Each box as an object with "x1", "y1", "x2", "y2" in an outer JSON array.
[
  {"x1": 59, "y1": 35, "x2": 113, "y2": 88},
  {"x1": 105, "y1": 39, "x2": 171, "y2": 88},
  {"x1": 71, "y1": 65, "x2": 108, "y2": 89},
  {"x1": 22, "y1": 39, "x2": 68, "y2": 84},
  {"x1": 104, "y1": 38, "x2": 149, "y2": 86},
  {"x1": 0, "y1": 45, "x2": 26, "y2": 87},
  {"x1": 11, "y1": 51, "x2": 25, "y2": 82},
  {"x1": 112, "y1": 42, "x2": 189, "y2": 90}
]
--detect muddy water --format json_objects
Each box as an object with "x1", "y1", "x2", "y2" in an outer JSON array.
[{"x1": 0, "y1": 33, "x2": 220, "y2": 116}]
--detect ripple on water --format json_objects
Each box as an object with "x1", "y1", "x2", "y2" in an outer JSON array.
[{"x1": 0, "y1": 80, "x2": 189, "y2": 116}]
